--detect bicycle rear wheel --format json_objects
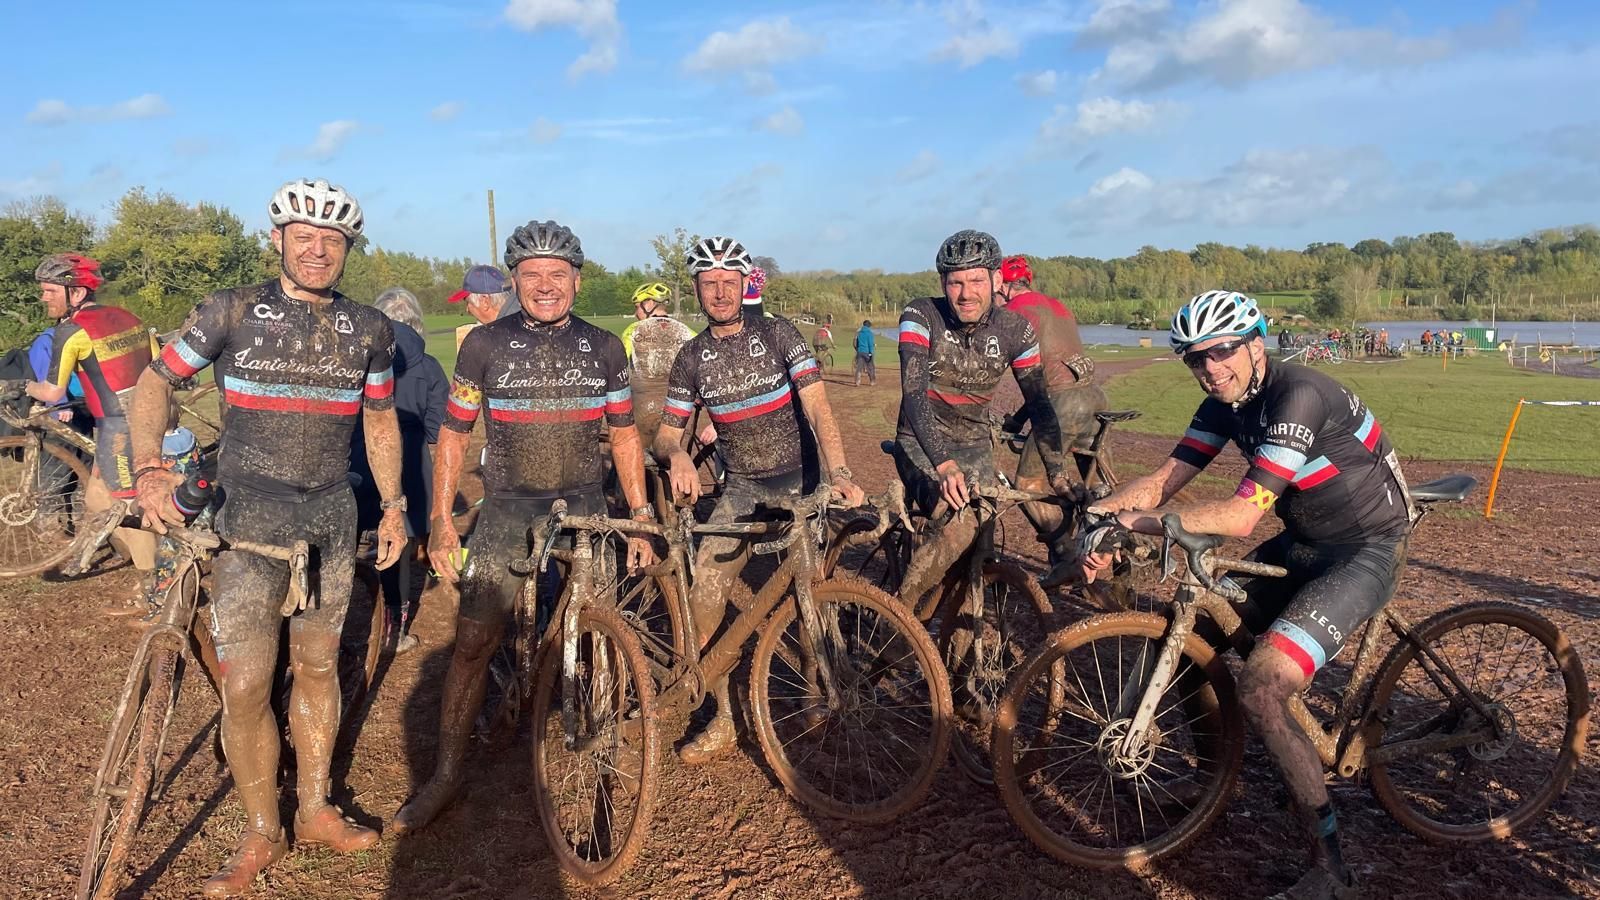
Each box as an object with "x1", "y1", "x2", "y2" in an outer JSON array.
[
  {"x1": 1366, "y1": 601, "x2": 1590, "y2": 843},
  {"x1": 750, "y1": 576, "x2": 952, "y2": 822},
  {"x1": 934, "y1": 560, "x2": 1058, "y2": 786},
  {"x1": 77, "y1": 644, "x2": 182, "y2": 900},
  {"x1": 531, "y1": 604, "x2": 659, "y2": 887},
  {"x1": 0, "y1": 436, "x2": 90, "y2": 577},
  {"x1": 992, "y1": 612, "x2": 1244, "y2": 869}
]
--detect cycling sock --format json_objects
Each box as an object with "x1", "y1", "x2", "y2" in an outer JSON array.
[{"x1": 1308, "y1": 802, "x2": 1349, "y2": 882}]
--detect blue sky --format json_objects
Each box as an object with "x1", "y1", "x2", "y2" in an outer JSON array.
[{"x1": 4, "y1": 0, "x2": 1599, "y2": 274}]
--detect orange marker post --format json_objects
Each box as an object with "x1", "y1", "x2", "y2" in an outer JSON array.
[{"x1": 1483, "y1": 398, "x2": 1525, "y2": 519}]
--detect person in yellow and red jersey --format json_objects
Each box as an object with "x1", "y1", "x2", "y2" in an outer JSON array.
[{"x1": 27, "y1": 253, "x2": 156, "y2": 502}]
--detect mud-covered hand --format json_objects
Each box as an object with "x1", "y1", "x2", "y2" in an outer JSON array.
[
  {"x1": 1049, "y1": 471, "x2": 1088, "y2": 506},
  {"x1": 1077, "y1": 523, "x2": 1126, "y2": 585},
  {"x1": 375, "y1": 508, "x2": 406, "y2": 569},
  {"x1": 626, "y1": 535, "x2": 658, "y2": 574},
  {"x1": 428, "y1": 523, "x2": 464, "y2": 584},
  {"x1": 935, "y1": 460, "x2": 970, "y2": 511},
  {"x1": 830, "y1": 476, "x2": 865, "y2": 509},
  {"x1": 668, "y1": 450, "x2": 702, "y2": 505},
  {"x1": 135, "y1": 469, "x2": 186, "y2": 534}
]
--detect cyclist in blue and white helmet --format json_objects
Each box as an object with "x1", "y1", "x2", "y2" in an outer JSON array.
[{"x1": 1169, "y1": 289, "x2": 1269, "y2": 408}]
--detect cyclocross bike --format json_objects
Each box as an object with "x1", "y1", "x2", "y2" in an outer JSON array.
[{"x1": 991, "y1": 474, "x2": 1591, "y2": 868}]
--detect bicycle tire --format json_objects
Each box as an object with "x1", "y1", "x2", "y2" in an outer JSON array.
[
  {"x1": 822, "y1": 515, "x2": 911, "y2": 596},
  {"x1": 77, "y1": 646, "x2": 181, "y2": 900},
  {"x1": 0, "y1": 435, "x2": 91, "y2": 578},
  {"x1": 749, "y1": 576, "x2": 952, "y2": 823},
  {"x1": 616, "y1": 571, "x2": 685, "y2": 675},
  {"x1": 531, "y1": 603, "x2": 659, "y2": 887},
  {"x1": 933, "y1": 560, "x2": 1057, "y2": 786},
  {"x1": 993, "y1": 612, "x2": 1244, "y2": 869},
  {"x1": 1366, "y1": 601, "x2": 1590, "y2": 843}
]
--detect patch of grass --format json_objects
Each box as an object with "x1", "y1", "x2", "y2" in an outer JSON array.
[{"x1": 1106, "y1": 355, "x2": 1600, "y2": 476}]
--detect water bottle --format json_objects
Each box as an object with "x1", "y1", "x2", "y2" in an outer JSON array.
[{"x1": 172, "y1": 471, "x2": 215, "y2": 521}]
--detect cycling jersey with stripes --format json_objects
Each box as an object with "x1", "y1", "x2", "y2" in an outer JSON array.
[
  {"x1": 152, "y1": 280, "x2": 395, "y2": 496},
  {"x1": 445, "y1": 313, "x2": 633, "y2": 499},
  {"x1": 661, "y1": 315, "x2": 820, "y2": 478},
  {"x1": 47, "y1": 304, "x2": 157, "y2": 419}
]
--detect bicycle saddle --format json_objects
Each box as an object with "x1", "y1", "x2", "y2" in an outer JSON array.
[
  {"x1": 1409, "y1": 474, "x2": 1477, "y2": 503},
  {"x1": 1095, "y1": 410, "x2": 1141, "y2": 424}
]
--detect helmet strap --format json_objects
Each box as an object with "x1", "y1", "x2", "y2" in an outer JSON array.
[{"x1": 1232, "y1": 342, "x2": 1266, "y2": 409}]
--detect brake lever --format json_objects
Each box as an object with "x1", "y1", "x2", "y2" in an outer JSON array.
[{"x1": 280, "y1": 540, "x2": 312, "y2": 616}]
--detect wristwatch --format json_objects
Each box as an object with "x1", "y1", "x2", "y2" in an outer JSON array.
[
  {"x1": 381, "y1": 496, "x2": 408, "y2": 512},
  {"x1": 830, "y1": 465, "x2": 854, "y2": 482},
  {"x1": 629, "y1": 504, "x2": 654, "y2": 520}
]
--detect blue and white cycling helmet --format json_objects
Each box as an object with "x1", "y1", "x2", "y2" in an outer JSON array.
[{"x1": 1169, "y1": 290, "x2": 1267, "y2": 353}]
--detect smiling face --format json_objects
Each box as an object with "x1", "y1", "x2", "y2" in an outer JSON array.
[
  {"x1": 941, "y1": 267, "x2": 1000, "y2": 324},
  {"x1": 1184, "y1": 334, "x2": 1265, "y2": 404},
  {"x1": 271, "y1": 222, "x2": 350, "y2": 292},
  {"x1": 693, "y1": 268, "x2": 745, "y2": 324},
  {"x1": 512, "y1": 257, "x2": 580, "y2": 324}
]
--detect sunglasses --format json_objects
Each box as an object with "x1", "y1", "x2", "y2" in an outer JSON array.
[{"x1": 1183, "y1": 338, "x2": 1249, "y2": 369}]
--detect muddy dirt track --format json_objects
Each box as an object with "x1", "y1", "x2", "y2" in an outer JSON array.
[{"x1": 1, "y1": 362, "x2": 1596, "y2": 899}]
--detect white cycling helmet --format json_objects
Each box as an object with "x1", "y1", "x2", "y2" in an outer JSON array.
[
  {"x1": 1170, "y1": 290, "x2": 1266, "y2": 352},
  {"x1": 685, "y1": 236, "x2": 752, "y2": 275},
  {"x1": 268, "y1": 179, "x2": 364, "y2": 239}
]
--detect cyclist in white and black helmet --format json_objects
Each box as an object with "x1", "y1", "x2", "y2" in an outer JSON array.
[
  {"x1": 1081, "y1": 290, "x2": 1414, "y2": 900},
  {"x1": 654, "y1": 235, "x2": 864, "y2": 764},
  {"x1": 129, "y1": 178, "x2": 404, "y2": 896},
  {"x1": 393, "y1": 219, "x2": 657, "y2": 835}
]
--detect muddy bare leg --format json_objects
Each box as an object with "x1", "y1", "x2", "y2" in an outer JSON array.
[{"x1": 897, "y1": 516, "x2": 976, "y2": 616}]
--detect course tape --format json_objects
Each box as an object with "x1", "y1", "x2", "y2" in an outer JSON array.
[{"x1": 1521, "y1": 400, "x2": 1600, "y2": 406}]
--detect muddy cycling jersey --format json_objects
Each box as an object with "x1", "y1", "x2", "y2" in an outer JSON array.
[
  {"x1": 662, "y1": 316, "x2": 820, "y2": 478},
  {"x1": 1004, "y1": 290, "x2": 1092, "y2": 390},
  {"x1": 47, "y1": 304, "x2": 157, "y2": 419},
  {"x1": 1171, "y1": 362, "x2": 1412, "y2": 545},
  {"x1": 895, "y1": 296, "x2": 1058, "y2": 468},
  {"x1": 153, "y1": 280, "x2": 395, "y2": 496},
  {"x1": 445, "y1": 314, "x2": 633, "y2": 498}
]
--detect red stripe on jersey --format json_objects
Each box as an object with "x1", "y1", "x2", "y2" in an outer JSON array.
[
  {"x1": 604, "y1": 399, "x2": 632, "y2": 415},
  {"x1": 899, "y1": 332, "x2": 930, "y2": 348},
  {"x1": 1361, "y1": 420, "x2": 1383, "y2": 451},
  {"x1": 1294, "y1": 463, "x2": 1339, "y2": 490},
  {"x1": 927, "y1": 388, "x2": 988, "y2": 405},
  {"x1": 223, "y1": 390, "x2": 361, "y2": 416},
  {"x1": 1253, "y1": 455, "x2": 1298, "y2": 483},
  {"x1": 446, "y1": 399, "x2": 480, "y2": 422},
  {"x1": 1266, "y1": 632, "x2": 1316, "y2": 678},
  {"x1": 489, "y1": 406, "x2": 606, "y2": 424},
  {"x1": 708, "y1": 391, "x2": 791, "y2": 424},
  {"x1": 1178, "y1": 436, "x2": 1222, "y2": 458},
  {"x1": 159, "y1": 344, "x2": 202, "y2": 379}
]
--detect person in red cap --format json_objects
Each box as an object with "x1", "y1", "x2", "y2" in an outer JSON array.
[
  {"x1": 995, "y1": 254, "x2": 1108, "y2": 582},
  {"x1": 449, "y1": 264, "x2": 514, "y2": 350}
]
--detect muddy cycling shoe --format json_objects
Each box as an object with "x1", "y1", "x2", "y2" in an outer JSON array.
[
  {"x1": 1268, "y1": 866, "x2": 1359, "y2": 900},
  {"x1": 391, "y1": 779, "x2": 465, "y2": 836},
  {"x1": 677, "y1": 716, "x2": 737, "y2": 765},
  {"x1": 201, "y1": 827, "x2": 288, "y2": 897},
  {"x1": 293, "y1": 804, "x2": 380, "y2": 852}
]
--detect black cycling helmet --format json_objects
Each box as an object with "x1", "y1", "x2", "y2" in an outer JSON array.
[
  {"x1": 935, "y1": 229, "x2": 1002, "y2": 274},
  {"x1": 504, "y1": 220, "x2": 584, "y2": 270}
]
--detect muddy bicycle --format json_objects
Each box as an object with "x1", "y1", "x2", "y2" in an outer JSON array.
[
  {"x1": 74, "y1": 496, "x2": 387, "y2": 900},
  {"x1": 523, "y1": 483, "x2": 951, "y2": 886},
  {"x1": 991, "y1": 474, "x2": 1591, "y2": 869},
  {"x1": 0, "y1": 380, "x2": 221, "y2": 577}
]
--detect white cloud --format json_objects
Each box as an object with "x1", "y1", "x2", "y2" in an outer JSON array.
[
  {"x1": 26, "y1": 93, "x2": 171, "y2": 125},
  {"x1": 1089, "y1": 167, "x2": 1154, "y2": 196},
  {"x1": 684, "y1": 17, "x2": 823, "y2": 75},
  {"x1": 713, "y1": 163, "x2": 784, "y2": 208},
  {"x1": 1016, "y1": 70, "x2": 1058, "y2": 96},
  {"x1": 281, "y1": 120, "x2": 363, "y2": 161},
  {"x1": 430, "y1": 101, "x2": 464, "y2": 122},
  {"x1": 503, "y1": 0, "x2": 621, "y2": 80},
  {"x1": 1087, "y1": 0, "x2": 1473, "y2": 91},
  {"x1": 757, "y1": 107, "x2": 805, "y2": 136},
  {"x1": 530, "y1": 117, "x2": 563, "y2": 143},
  {"x1": 932, "y1": 0, "x2": 1018, "y2": 68},
  {"x1": 1040, "y1": 97, "x2": 1170, "y2": 144},
  {"x1": 896, "y1": 150, "x2": 942, "y2": 182}
]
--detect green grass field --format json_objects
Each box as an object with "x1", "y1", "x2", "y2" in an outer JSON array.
[{"x1": 1104, "y1": 354, "x2": 1600, "y2": 476}]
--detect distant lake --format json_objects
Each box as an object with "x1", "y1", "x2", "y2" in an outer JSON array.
[{"x1": 1361, "y1": 320, "x2": 1600, "y2": 346}]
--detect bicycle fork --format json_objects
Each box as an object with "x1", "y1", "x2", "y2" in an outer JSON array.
[{"x1": 1114, "y1": 599, "x2": 1197, "y2": 761}]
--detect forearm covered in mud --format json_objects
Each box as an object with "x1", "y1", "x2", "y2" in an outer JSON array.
[
  {"x1": 608, "y1": 424, "x2": 650, "y2": 512},
  {"x1": 362, "y1": 405, "x2": 405, "y2": 504},
  {"x1": 652, "y1": 421, "x2": 689, "y2": 467},
  {"x1": 1017, "y1": 366, "x2": 1068, "y2": 481},
  {"x1": 898, "y1": 358, "x2": 950, "y2": 467},
  {"x1": 797, "y1": 382, "x2": 850, "y2": 473},
  {"x1": 129, "y1": 367, "x2": 178, "y2": 470},
  {"x1": 431, "y1": 428, "x2": 470, "y2": 530}
]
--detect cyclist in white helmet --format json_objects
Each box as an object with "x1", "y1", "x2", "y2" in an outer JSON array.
[
  {"x1": 1081, "y1": 289, "x2": 1414, "y2": 900},
  {"x1": 128, "y1": 179, "x2": 406, "y2": 896}
]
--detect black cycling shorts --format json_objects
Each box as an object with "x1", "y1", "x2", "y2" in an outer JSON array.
[
  {"x1": 1233, "y1": 531, "x2": 1409, "y2": 678},
  {"x1": 208, "y1": 483, "x2": 357, "y2": 651},
  {"x1": 458, "y1": 488, "x2": 605, "y2": 625}
]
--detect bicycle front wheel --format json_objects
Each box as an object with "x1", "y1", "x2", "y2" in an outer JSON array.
[
  {"x1": 531, "y1": 604, "x2": 659, "y2": 887},
  {"x1": 77, "y1": 645, "x2": 182, "y2": 900},
  {"x1": 934, "y1": 560, "x2": 1057, "y2": 785},
  {"x1": 1366, "y1": 601, "x2": 1590, "y2": 843},
  {"x1": 750, "y1": 576, "x2": 952, "y2": 822},
  {"x1": 993, "y1": 612, "x2": 1244, "y2": 869},
  {"x1": 0, "y1": 435, "x2": 90, "y2": 577}
]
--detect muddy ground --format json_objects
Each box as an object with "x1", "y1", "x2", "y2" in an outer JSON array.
[{"x1": 1, "y1": 360, "x2": 1596, "y2": 899}]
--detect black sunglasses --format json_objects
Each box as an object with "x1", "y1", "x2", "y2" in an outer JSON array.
[{"x1": 1183, "y1": 338, "x2": 1249, "y2": 369}]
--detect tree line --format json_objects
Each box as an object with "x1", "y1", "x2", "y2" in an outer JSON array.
[{"x1": 4, "y1": 187, "x2": 1599, "y2": 348}]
